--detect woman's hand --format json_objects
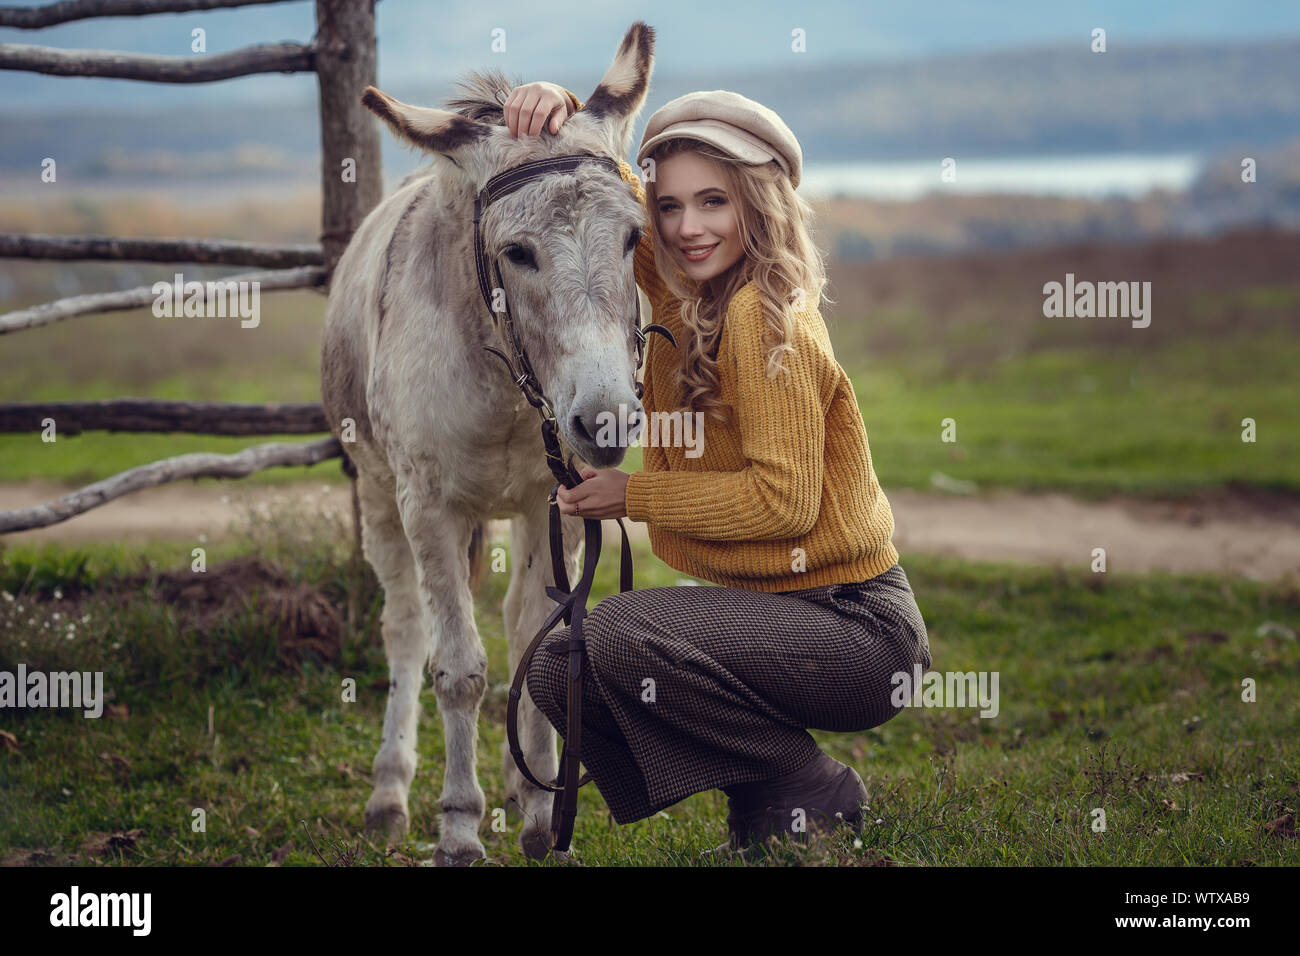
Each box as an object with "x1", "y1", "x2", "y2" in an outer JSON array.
[
  {"x1": 504, "y1": 81, "x2": 573, "y2": 138},
  {"x1": 556, "y1": 467, "x2": 629, "y2": 520}
]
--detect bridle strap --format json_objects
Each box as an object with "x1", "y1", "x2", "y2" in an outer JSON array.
[
  {"x1": 504, "y1": 500, "x2": 636, "y2": 847},
  {"x1": 482, "y1": 152, "x2": 676, "y2": 854}
]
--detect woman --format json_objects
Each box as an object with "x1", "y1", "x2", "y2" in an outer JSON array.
[{"x1": 505, "y1": 81, "x2": 932, "y2": 855}]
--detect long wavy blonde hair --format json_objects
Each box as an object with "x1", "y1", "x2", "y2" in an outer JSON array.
[{"x1": 643, "y1": 137, "x2": 832, "y2": 426}]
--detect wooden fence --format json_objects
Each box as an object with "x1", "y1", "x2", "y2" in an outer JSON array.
[{"x1": 0, "y1": 0, "x2": 381, "y2": 534}]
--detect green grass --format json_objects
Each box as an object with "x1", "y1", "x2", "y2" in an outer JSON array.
[
  {"x1": 0, "y1": 433, "x2": 341, "y2": 487},
  {"x1": 852, "y1": 336, "x2": 1300, "y2": 499},
  {"x1": 2, "y1": 508, "x2": 1297, "y2": 867},
  {"x1": 0, "y1": 291, "x2": 335, "y2": 488},
  {"x1": 2, "y1": 280, "x2": 1297, "y2": 496}
]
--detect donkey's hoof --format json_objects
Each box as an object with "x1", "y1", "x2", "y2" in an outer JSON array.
[
  {"x1": 364, "y1": 805, "x2": 409, "y2": 843},
  {"x1": 520, "y1": 824, "x2": 552, "y2": 861},
  {"x1": 434, "y1": 842, "x2": 487, "y2": 867}
]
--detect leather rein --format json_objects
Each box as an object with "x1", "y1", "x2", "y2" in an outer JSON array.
[{"x1": 473, "y1": 152, "x2": 676, "y2": 854}]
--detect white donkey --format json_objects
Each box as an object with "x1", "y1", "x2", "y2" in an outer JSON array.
[{"x1": 320, "y1": 22, "x2": 657, "y2": 864}]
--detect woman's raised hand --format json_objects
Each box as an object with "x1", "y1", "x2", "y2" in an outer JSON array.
[{"x1": 504, "y1": 81, "x2": 573, "y2": 138}]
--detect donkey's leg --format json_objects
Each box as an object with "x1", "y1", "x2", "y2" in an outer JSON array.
[
  {"x1": 358, "y1": 473, "x2": 428, "y2": 841},
  {"x1": 502, "y1": 503, "x2": 584, "y2": 859},
  {"x1": 395, "y1": 488, "x2": 489, "y2": 866}
]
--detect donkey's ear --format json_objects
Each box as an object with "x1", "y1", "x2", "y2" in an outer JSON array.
[
  {"x1": 361, "y1": 85, "x2": 492, "y2": 160},
  {"x1": 579, "y1": 21, "x2": 655, "y2": 158}
]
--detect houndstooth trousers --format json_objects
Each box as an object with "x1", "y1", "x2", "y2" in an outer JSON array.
[{"x1": 524, "y1": 562, "x2": 931, "y2": 825}]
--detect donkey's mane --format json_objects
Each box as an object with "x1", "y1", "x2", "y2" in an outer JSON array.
[{"x1": 443, "y1": 69, "x2": 523, "y2": 126}]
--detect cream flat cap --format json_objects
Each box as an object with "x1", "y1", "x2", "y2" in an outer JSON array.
[{"x1": 636, "y1": 89, "x2": 802, "y2": 189}]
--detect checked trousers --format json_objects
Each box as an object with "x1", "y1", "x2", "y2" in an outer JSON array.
[{"x1": 524, "y1": 562, "x2": 931, "y2": 825}]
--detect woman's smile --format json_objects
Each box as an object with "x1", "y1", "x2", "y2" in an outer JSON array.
[{"x1": 682, "y1": 242, "x2": 719, "y2": 262}]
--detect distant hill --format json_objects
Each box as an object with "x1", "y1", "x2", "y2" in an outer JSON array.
[
  {"x1": 1, "y1": 36, "x2": 1297, "y2": 182},
  {"x1": 746, "y1": 38, "x2": 1300, "y2": 160}
]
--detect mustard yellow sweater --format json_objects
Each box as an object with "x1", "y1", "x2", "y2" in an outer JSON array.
[{"x1": 562, "y1": 90, "x2": 900, "y2": 591}]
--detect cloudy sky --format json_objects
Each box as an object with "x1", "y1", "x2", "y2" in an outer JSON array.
[{"x1": 2, "y1": 0, "x2": 1299, "y2": 111}]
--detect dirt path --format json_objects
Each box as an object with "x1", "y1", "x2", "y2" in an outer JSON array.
[{"x1": 1, "y1": 481, "x2": 1297, "y2": 581}]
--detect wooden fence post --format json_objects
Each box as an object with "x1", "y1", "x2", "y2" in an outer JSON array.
[
  {"x1": 315, "y1": 0, "x2": 382, "y2": 598},
  {"x1": 315, "y1": 0, "x2": 382, "y2": 275}
]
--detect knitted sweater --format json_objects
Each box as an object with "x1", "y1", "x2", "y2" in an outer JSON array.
[
  {"x1": 616, "y1": 160, "x2": 902, "y2": 591},
  {"x1": 562, "y1": 90, "x2": 901, "y2": 591}
]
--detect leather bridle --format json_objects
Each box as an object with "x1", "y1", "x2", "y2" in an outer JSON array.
[{"x1": 473, "y1": 152, "x2": 676, "y2": 854}]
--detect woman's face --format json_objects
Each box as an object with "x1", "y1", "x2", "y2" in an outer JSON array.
[{"x1": 654, "y1": 151, "x2": 745, "y2": 285}]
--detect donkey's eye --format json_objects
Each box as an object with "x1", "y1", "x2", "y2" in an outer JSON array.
[
  {"x1": 503, "y1": 244, "x2": 536, "y2": 269},
  {"x1": 625, "y1": 229, "x2": 642, "y2": 255}
]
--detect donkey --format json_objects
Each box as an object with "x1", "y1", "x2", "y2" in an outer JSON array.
[{"x1": 320, "y1": 22, "x2": 657, "y2": 864}]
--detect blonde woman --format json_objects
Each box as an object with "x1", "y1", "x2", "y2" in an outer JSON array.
[{"x1": 507, "y1": 81, "x2": 931, "y2": 855}]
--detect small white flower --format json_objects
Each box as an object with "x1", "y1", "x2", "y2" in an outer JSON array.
[
  {"x1": 53, "y1": 588, "x2": 63, "y2": 600},
  {"x1": 81, "y1": 614, "x2": 90, "y2": 624},
  {"x1": 52, "y1": 612, "x2": 61, "y2": 621},
  {"x1": 111, "y1": 642, "x2": 122, "y2": 650},
  {"x1": 1, "y1": 591, "x2": 13, "y2": 603}
]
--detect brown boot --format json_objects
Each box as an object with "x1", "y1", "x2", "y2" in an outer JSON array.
[
  {"x1": 723, "y1": 751, "x2": 868, "y2": 850},
  {"x1": 698, "y1": 789, "x2": 768, "y2": 861}
]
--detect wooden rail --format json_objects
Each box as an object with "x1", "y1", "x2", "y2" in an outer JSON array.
[
  {"x1": 0, "y1": 0, "x2": 301, "y2": 30},
  {"x1": 0, "y1": 437, "x2": 343, "y2": 534},
  {"x1": 0, "y1": 234, "x2": 323, "y2": 268},
  {"x1": 0, "y1": 41, "x2": 316, "y2": 82},
  {"x1": 0, "y1": 265, "x2": 327, "y2": 335},
  {"x1": 0, "y1": 400, "x2": 330, "y2": 436}
]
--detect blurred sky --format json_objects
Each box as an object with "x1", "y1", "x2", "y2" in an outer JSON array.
[{"x1": 2, "y1": 0, "x2": 1299, "y2": 112}]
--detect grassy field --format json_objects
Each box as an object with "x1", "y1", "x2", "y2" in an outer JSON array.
[
  {"x1": 1, "y1": 503, "x2": 1297, "y2": 866},
  {"x1": 1, "y1": 230, "x2": 1298, "y2": 496}
]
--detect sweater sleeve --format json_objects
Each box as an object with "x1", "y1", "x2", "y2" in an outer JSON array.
[
  {"x1": 559, "y1": 86, "x2": 583, "y2": 117},
  {"x1": 624, "y1": 298, "x2": 827, "y2": 540}
]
